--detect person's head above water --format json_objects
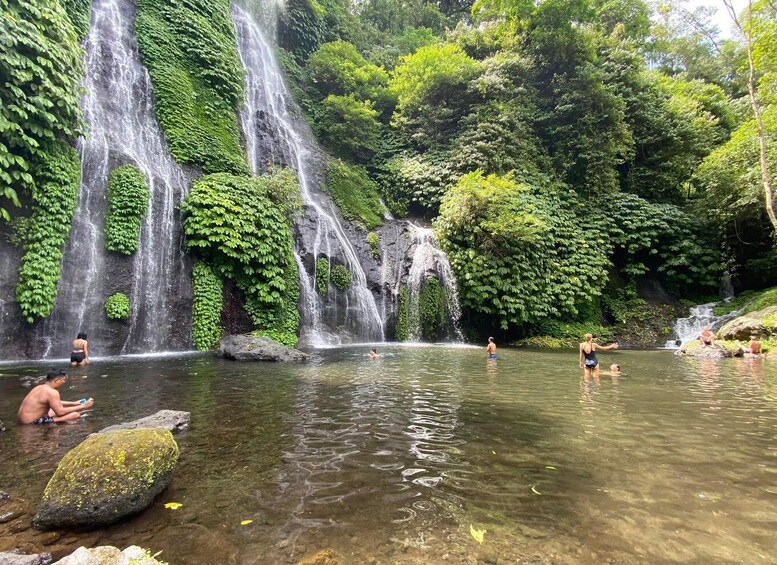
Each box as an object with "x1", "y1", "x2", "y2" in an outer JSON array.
[
  {"x1": 370, "y1": 348, "x2": 377, "y2": 354},
  {"x1": 46, "y1": 369, "x2": 67, "y2": 384},
  {"x1": 76, "y1": 332, "x2": 87, "y2": 340},
  {"x1": 610, "y1": 363, "x2": 621, "y2": 372}
]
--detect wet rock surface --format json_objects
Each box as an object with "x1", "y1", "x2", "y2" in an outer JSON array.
[
  {"x1": 98, "y1": 410, "x2": 191, "y2": 434},
  {"x1": 34, "y1": 429, "x2": 179, "y2": 530},
  {"x1": 219, "y1": 335, "x2": 309, "y2": 362},
  {"x1": 52, "y1": 545, "x2": 164, "y2": 565},
  {"x1": 717, "y1": 306, "x2": 777, "y2": 340},
  {"x1": 0, "y1": 551, "x2": 53, "y2": 565},
  {"x1": 679, "y1": 340, "x2": 743, "y2": 357}
]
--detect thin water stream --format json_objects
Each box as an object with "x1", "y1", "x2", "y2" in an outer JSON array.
[{"x1": 1, "y1": 348, "x2": 776, "y2": 563}]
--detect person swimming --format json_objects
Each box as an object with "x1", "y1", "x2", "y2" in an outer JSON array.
[
  {"x1": 487, "y1": 337, "x2": 497, "y2": 359},
  {"x1": 369, "y1": 348, "x2": 379, "y2": 359},
  {"x1": 71, "y1": 332, "x2": 89, "y2": 366}
]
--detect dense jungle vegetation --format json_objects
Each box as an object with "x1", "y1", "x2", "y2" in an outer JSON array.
[{"x1": 1, "y1": 0, "x2": 775, "y2": 344}]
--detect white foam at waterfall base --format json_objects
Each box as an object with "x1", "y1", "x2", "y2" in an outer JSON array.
[
  {"x1": 665, "y1": 302, "x2": 743, "y2": 349},
  {"x1": 232, "y1": 4, "x2": 384, "y2": 345}
]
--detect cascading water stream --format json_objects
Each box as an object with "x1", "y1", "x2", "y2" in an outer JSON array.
[
  {"x1": 232, "y1": 4, "x2": 384, "y2": 345},
  {"x1": 40, "y1": 0, "x2": 189, "y2": 356},
  {"x1": 664, "y1": 302, "x2": 742, "y2": 349},
  {"x1": 405, "y1": 224, "x2": 463, "y2": 342}
]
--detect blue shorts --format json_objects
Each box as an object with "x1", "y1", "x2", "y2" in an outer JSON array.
[{"x1": 489, "y1": 353, "x2": 497, "y2": 359}]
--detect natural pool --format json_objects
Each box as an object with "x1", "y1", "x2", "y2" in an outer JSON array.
[{"x1": 0, "y1": 346, "x2": 776, "y2": 564}]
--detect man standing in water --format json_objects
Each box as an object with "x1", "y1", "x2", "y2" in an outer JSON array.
[
  {"x1": 17, "y1": 370, "x2": 94, "y2": 424},
  {"x1": 487, "y1": 337, "x2": 497, "y2": 359}
]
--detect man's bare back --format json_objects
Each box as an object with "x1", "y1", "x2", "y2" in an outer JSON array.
[{"x1": 17, "y1": 370, "x2": 94, "y2": 424}]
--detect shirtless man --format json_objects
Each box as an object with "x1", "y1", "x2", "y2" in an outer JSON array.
[
  {"x1": 17, "y1": 369, "x2": 94, "y2": 424},
  {"x1": 699, "y1": 326, "x2": 715, "y2": 347}
]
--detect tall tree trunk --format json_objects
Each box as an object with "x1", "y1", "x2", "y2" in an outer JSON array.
[{"x1": 724, "y1": 0, "x2": 777, "y2": 232}]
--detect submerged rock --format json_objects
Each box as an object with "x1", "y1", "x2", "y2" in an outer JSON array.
[
  {"x1": 0, "y1": 551, "x2": 52, "y2": 565},
  {"x1": 219, "y1": 334, "x2": 309, "y2": 362},
  {"x1": 679, "y1": 340, "x2": 743, "y2": 358},
  {"x1": 34, "y1": 429, "x2": 179, "y2": 530},
  {"x1": 98, "y1": 410, "x2": 191, "y2": 434},
  {"x1": 52, "y1": 546, "x2": 164, "y2": 565}
]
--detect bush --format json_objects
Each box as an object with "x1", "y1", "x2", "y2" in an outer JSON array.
[
  {"x1": 367, "y1": 232, "x2": 380, "y2": 260},
  {"x1": 1, "y1": 0, "x2": 84, "y2": 220},
  {"x1": 16, "y1": 142, "x2": 80, "y2": 323},
  {"x1": 104, "y1": 293, "x2": 131, "y2": 320},
  {"x1": 331, "y1": 264, "x2": 352, "y2": 290},
  {"x1": 325, "y1": 160, "x2": 383, "y2": 229},
  {"x1": 182, "y1": 170, "x2": 301, "y2": 341},
  {"x1": 135, "y1": 0, "x2": 248, "y2": 174},
  {"x1": 105, "y1": 165, "x2": 150, "y2": 255},
  {"x1": 191, "y1": 261, "x2": 223, "y2": 350},
  {"x1": 315, "y1": 257, "x2": 330, "y2": 295},
  {"x1": 319, "y1": 95, "x2": 382, "y2": 162},
  {"x1": 396, "y1": 286, "x2": 409, "y2": 341},
  {"x1": 307, "y1": 41, "x2": 391, "y2": 105},
  {"x1": 419, "y1": 276, "x2": 447, "y2": 340}
]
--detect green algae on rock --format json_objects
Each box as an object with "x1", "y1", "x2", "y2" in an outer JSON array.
[{"x1": 33, "y1": 429, "x2": 179, "y2": 530}]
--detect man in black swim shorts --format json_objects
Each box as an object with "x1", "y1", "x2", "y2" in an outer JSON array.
[{"x1": 17, "y1": 370, "x2": 94, "y2": 425}]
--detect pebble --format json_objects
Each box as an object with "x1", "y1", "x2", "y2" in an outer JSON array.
[
  {"x1": 278, "y1": 539, "x2": 289, "y2": 549},
  {"x1": 0, "y1": 511, "x2": 23, "y2": 524}
]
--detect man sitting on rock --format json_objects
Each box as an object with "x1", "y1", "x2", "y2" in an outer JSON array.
[
  {"x1": 699, "y1": 326, "x2": 715, "y2": 348},
  {"x1": 17, "y1": 369, "x2": 94, "y2": 424}
]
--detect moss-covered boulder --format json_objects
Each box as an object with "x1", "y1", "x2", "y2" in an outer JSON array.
[
  {"x1": 33, "y1": 429, "x2": 179, "y2": 530},
  {"x1": 717, "y1": 306, "x2": 777, "y2": 340},
  {"x1": 679, "y1": 340, "x2": 743, "y2": 358}
]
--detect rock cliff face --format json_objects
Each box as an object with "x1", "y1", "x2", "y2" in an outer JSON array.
[{"x1": 34, "y1": 429, "x2": 179, "y2": 529}]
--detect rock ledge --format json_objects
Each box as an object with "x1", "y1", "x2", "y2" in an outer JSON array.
[{"x1": 219, "y1": 334, "x2": 309, "y2": 362}]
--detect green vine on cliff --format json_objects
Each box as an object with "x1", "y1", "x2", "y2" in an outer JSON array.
[
  {"x1": 182, "y1": 170, "x2": 301, "y2": 344},
  {"x1": 135, "y1": 0, "x2": 248, "y2": 174},
  {"x1": 367, "y1": 232, "x2": 380, "y2": 260},
  {"x1": 396, "y1": 286, "x2": 409, "y2": 341},
  {"x1": 1, "y1": 0, "x2": 84, "y2": 221},
  {"x1": 104, "y1": 292, "x2": 131, "y2": 320},
  {"x1": 105, "y1": 165, "x2": 150, "y2": 255},
  {"x1": 419, "y1": 275, "x2": 447, "y2": 341},
  {"x1": 315, "y1": 257, "x2": 330, "y2": 295},
  {"x1": 59, "y1": 0, "x2": 92, "y2": 39},
  {"x1": 331, "y1": 264, "x2": 352, "y2": 290},
  {"x1": 192, "y1": 261, "x2": 223, "y2": 350},
  {"x1": 16, "y1": 142, "x2": 80, "y2": 323}
]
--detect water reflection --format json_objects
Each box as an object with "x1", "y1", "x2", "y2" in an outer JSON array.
[{"x1": 0, "y1": 349, "x2": 776, "y2": 563}]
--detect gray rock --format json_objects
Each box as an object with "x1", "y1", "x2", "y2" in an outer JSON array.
[
  {"x1": 34, "y1": 429, "x2": 179, "y2": 529},
  {"x1": 678, "y1": 341, "x2": 743, "y2": 358},
  {"x1": 0, "y1": 510, "x2": 22, "y2": 523},
  {"x1": 0, "y1": 491, "x2": 10, "y2": 503},
  {"x1": 219, "y1": 334, "x2": 309, "y2": 362},
  {"x1": 0, "y1": 551, "x2": 53, "y2": 565},
  {"x1": 98, "y1": 410, "x2": 191, "y2": 434},
  {"x1": 717, "y1": 315, "x2": 765, "y2": 341},
  {"x1": 53, "y1": 546, "x2": 165, "y2": 565}
]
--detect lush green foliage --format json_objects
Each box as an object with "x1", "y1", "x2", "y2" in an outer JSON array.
[
  {"x1": 191, "y1": 261, "x2": 223, "y2": 351},
  {"x1": 105, "y1": 165, "x2": 150, "y2": 255},
  {"x1": 315, "y1": 257, "x2": 330, "y2": 295},
  {"x1": 435, "y1": 171, "x2": 612, "y2": 329},
  {"x1": 714, "y1": 286, "x2": 777, "y2": 317},
  {"x1": 367, "y1": 231, "x2": 380, "y2": 259},
  {"x1": 326, "y1": 160, "x2": 384, "y2": 229},
  {"x1": 15, "y1": 142, "x2": 80, "y2": 323},
  {"x1": 59, "y1": 0, "x2": 92, "y2": 39},
  {"x1": 419, "y1": 275, "x2": 447, "y2": 340},
  {"x1": 104, "y1": 292, "x2": 131, "y2": 320},
  {"x1": 0, "y1": 0, "x2": 84, "y2": 221},
  {"x1": 135, "y1": 0, "x2": 248, "y2": 174},
  {"x1": 320, "y1": 95, "x2": 382, "y2": 161},
  {"x1": 331, "y1": 264, "x2": 353, "y2": 290},
  {"x1": 396, "y1": 285, "x2": 409, "y2": 341},
  {"x1": 182, "y1": 170, "x2": 301, "y2": 341}
]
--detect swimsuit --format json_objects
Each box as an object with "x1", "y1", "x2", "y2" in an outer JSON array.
[
  {"x1": 71, "y1": 350, "x2": 85, "y2": 363},
  {"x1": 582, "y1": 346, "x2": 598, "y2": 368},
  {"x1": 32, "y1": 415, "x2": 54, "y2": 425},
  {"x1": 489, "y1": 353, "x2": 497, "y2": 359}
]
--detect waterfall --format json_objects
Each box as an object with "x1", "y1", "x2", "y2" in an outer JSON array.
[
  {"x1": 665, "y1": 302, "x2": 742, "y2": 349},
  {"x1": 39, "y1": 0, "x2": 190, "y2": 357},
  {"x1": 232, "y1": 4, "x2": 384, "y2": 346},
  {"x1": 405, "y1": 224, "x2": 462, "y2": 342}
]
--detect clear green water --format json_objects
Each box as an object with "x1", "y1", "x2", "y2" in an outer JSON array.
[{"x1": 1, "y1": 347, "x2": 776, "y2": 564}]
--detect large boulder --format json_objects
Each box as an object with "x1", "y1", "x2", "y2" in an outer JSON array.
[
  {"x1": 99, "y1": 410, "x2": 191, "y2": 434},
  {"x1": 33, "y1": 429, "x2": 179, "y2": 530},
  {"x1": 717, "y1": 306, "x2": 777, "y2": 340},
  {"x1": 219, "y1": 334, "x2": 309, "y2": 362},
  {"x1": 53, "y1": 546, "x2": 164, "y2": 565},
  {"x1": 679, "y1": 340, "x2": 743, "y2": 358}
]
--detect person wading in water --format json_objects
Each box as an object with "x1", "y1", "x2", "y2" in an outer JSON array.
[
  {"x1": 70, "y1": 332, "x2": 90, "y2": 366},
  {"x1": 579, "y1": 333, "x2": 618, "y2": 380}
]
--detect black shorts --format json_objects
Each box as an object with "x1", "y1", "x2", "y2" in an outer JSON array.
[
  {"x1": 71, "y1": 351, "x2": 85, "y2": 363},
  {"x1": 33, "y1": 415, "x2": 54, "y2": 425}
]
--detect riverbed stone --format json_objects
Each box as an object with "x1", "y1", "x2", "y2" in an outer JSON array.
[
  {"x1": 0, "y1": 492, "x2": 10, "y2": 504},
  {"x1": 98, "y1": 410, "x2": 191, "y2": 434},
  {"x1": 33, "y1": 429, "x2": 179, "y2": 530},
  {"x1": 219, "y1": 334, "x2": 309, "y2": 362},
  {"x1": 53, "y1": 545, "x2": 165, "y2": 565},
  {"x1": 679, "y1": 340, "x2": 743, "y2": 358},
  {"x1": 0, "y1": 551, "x2": 52, "y2": 565}
]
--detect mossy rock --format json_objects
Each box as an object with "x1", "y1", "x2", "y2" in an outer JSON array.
[
  {"x1": 34, "y1": 428, "x2": 179, "y2": 529},
  {"x1": 717, "y1": 306, "x2": 777, "y2": 340},
  {"x1": 680, "y1": 340, "x2": 743, "y2": 358}
]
